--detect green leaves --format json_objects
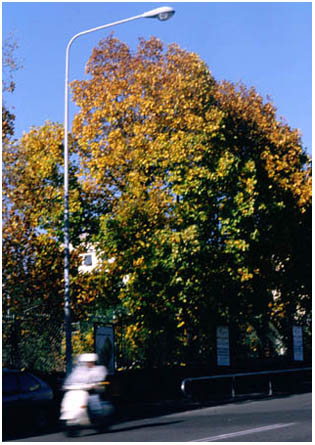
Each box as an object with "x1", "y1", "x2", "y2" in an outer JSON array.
[{"x1": 3, "y1": 36, "x2": 311, "y2": 368}]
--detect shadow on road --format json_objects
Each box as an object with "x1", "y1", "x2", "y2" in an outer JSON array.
[
  {"x1": 3, "y1": 390, "x2": 311, "y2": 442},
  {"x1": 80, "y1": 420, "x2": 183, "y2": 438}
]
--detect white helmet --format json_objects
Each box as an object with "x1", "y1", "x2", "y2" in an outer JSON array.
[{"x1": 78, "y1": 353, "x2": 98, "y2": 363}]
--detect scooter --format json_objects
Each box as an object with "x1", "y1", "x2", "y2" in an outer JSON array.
[{"x1": 60, "y1": 381, "x2": 114, "y2": 437}]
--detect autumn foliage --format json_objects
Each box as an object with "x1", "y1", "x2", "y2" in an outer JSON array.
[{"x1": 3, "y1": 36, "x2": 311, "y2": 369}]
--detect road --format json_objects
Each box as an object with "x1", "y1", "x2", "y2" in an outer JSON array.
[{"x1": 10, "y1": 392, "x2": 311, "y2": 442}]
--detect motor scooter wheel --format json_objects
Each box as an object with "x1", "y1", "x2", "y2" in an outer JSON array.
[
  {"x1": 65, "y1": 425, "x2": 80, "y2": 437},
  {"x1": 96, "y1": 424, "x2": 108, "y2": 434}
]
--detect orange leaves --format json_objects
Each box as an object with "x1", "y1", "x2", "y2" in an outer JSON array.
[
  {"x1": 217, "y1": 150, "x2": 235, "y2": 178},
  {"x1": 214, "y1": 80, "x2": 311, "y2": 213},
  {"x1": 3, "y1": 121, "x2": 66, "y2": 235},
  {"x1": 261, "y1": 146, "x2": 312, "y2": 212},
  {"x1": 4, "y1": 34, "x2": 311, "y2": 367},
  {"x1": 71, "y1": 35, "x2": 217, "y2": 197}
]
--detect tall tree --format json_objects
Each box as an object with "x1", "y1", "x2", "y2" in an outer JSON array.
[
  {"x1": 70, "y1": 36, "x2": 311, "y2": 365},
  {"x1": 3, "y1": 35, "x2": 311, "y2": 367}
]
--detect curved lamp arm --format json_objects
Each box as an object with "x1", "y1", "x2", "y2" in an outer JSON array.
[{"x1": 63, "y1": 6, "x2": 175, "y2": 375}]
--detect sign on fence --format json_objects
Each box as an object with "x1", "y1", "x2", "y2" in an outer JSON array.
[
  {"x1": 292, "y1": 325, "x2": 303, "y2": 361},
  {"x1": 94, "y1": 325, "x2": 115, "y2": 374},
  {"x1": 216, "y1": 326, "x2": 230, "y2": 366}
]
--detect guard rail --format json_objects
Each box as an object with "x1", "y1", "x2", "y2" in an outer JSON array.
[{"x1": 181, "y1": 366, "x2": 311, "y2": 399}]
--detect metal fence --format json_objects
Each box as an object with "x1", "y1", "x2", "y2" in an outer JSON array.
[
  {"x1": 2, "y1": 312, "x2": 311, "y2": 377},
  {"x1": 2, "y1": 314, "x2": 66, "y2": 372},
  {"x1": 2, "y1": 313, "x2": 127, "y2": 373}
]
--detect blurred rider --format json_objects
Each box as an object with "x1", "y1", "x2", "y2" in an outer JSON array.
[
  {"x1": 64, "y1": 353, "x2": 107, "y2": 385},
  {"x1": 64, "y1": 353, "x2": 107, "y2": 420}
]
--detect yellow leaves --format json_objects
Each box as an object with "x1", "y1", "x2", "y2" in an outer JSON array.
[
  {"x1": 217, "y1": 151, "x2": 235, "y2": 177},
  {"x1": 244, "y1": 159, "x2": 256, "y2": 173},
  {"x1": 234, "y1": 191, "x2": 244, "y2": 205},
  {"x1": 205, "y1": 107, "x2": 224, "y2": 128},
  {"x1": 172, "y1": 232, "x2": 181, "y2": 244},
  {"x1": 234, "y1": 239, "x2": 248, "y2": 251},
  {"x1": 68, "y1": 329, "x2": 95, "y2": 357},
  {"x1": 214, "y1": 80, "x2": 310, "y2": 215},
  {"x1": 182, "y1": 113, "x2": 204, "y2": 131},
  {"x1": 21, "y1": 122, "x2": 64, "y2": 163},
  {"x1": 233, "y1": 191, "x2": 256, "y2": 217},
  {"x1": 124, "y1": 322, "x2": 145, "y2": 351},
  {"x1": 85, "y1": 331, "x2": 94, "y2": 345},
  {"x1": 5, "y1": 35, "x2": 309, "y2": 353},
  {"x1": 71, "y1": 36, "x2": 220, "y2": 195},
  {"x1": 269, "y1": 301, "x2": 287, "y2": 319},
  {"x1": 133, "y1": 257, "x2": 144, "y2": 267},
  {"x1": 260, "y1": 130, "x2": 311, "y2": 212},
  {"x1": 244, "y1": 177, "x2": 256, "y2": 195},
  {"x1": 126, "y1": 323, "x2": 139, "y2": 337},
  {"x1": 225, "y1": 238, "x2": 248, "y2": 253},
  {"x1": 3, "y1": 121, "x2": 67, "y2": 236},
  {"x1": 237, "y1": 267, "x2": 254, "y2": 282}
]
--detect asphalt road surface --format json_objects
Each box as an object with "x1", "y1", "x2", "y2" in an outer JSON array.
[{"x1": 10, "y1": 392, "x2": 311, "y2": 442}]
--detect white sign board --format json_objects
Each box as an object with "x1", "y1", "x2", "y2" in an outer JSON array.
[
  {"x1": 216, "y1": 326, "x2": 230, "y2": 366},
  {"x1": 95, "y1": 325, "x2": 115, "y2": 374},
  {"x1": 292, "y1": 325, "x2": 303, "y2": 361}
]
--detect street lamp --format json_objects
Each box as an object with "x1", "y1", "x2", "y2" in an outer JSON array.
[{"x1": 64, "y1": 6, "x2": 175, "y2": 374}]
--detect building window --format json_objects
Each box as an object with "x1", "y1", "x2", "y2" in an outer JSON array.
[{"x1": 83, "y1": 254, "x2": 93, "y2": 266}]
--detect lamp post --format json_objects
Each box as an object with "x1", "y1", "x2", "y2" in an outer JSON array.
[{"x1": 64, "y1": 6, "x2": 175, "y2": 374}]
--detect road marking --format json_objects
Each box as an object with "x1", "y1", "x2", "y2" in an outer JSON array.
[{"x1": 192, "y1": 422, "x2": 296, "y2": 441}]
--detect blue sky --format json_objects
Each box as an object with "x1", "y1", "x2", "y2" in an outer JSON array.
[{"x1": 3, "y1": 1, "x2": 312, "y2": 154}]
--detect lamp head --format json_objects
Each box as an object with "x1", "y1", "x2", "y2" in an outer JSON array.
[{"x1": 142, "y1": 6, "x2": 175, "y2": 21}]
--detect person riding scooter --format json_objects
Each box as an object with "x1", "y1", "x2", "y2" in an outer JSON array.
[{"x1": 60, "y1": 353, "x2": 113, "y2": 435}]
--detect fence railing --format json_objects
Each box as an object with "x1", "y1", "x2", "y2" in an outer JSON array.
[
  {"x1": 181, "y1": 367, "x2": 312, "y2": 399},
  {"x1": 2, "y1": 314, "x2": 112, "y2": 373}
]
